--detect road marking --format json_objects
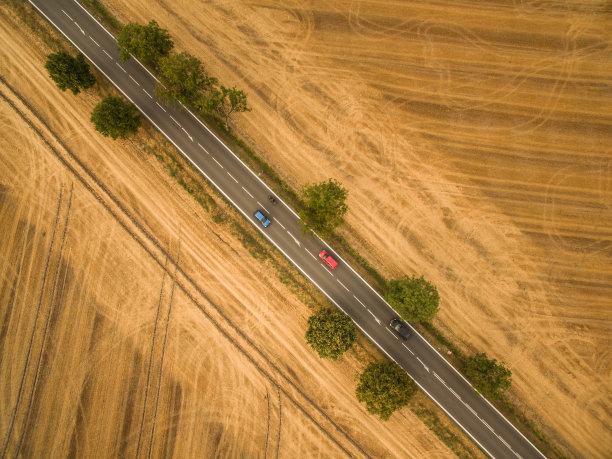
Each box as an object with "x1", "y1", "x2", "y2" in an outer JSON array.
[
  {"x1": 386, "y1": 328, "x2": 399, "y2": 339},
  {"x1": 320, "y1": 264, "x2": 334, "y2": 277},
  {"x1": 102, "y1": 49, "x2": 112, "y2": 59},
  {"x1": 275, "y1": 220, "x2": 286, "y2": 230},
  {"x1": 129, "y1": 75, "x2": 140, "y2": 86},
  {"x1": 143, "y1": 89, "x2": 153, "y2": 99},
  {"x1": 402, "y1": 343, "x2": 414, "y2": 355},
  {"x1": 287, "y1": 231, "x2": 301, "y2": 247},
  {"x1": 227, "y1": 172, "x2": 238, "y2": 183},
  {"x1": 155, "y1": 101, "x2": 166, "y2": 112},
  {"x1": 89, "y1": 36, "x2": 100, "y2": 47},
  {"x1": 212, "y1": 157, "x2": 223, "y2": 169},
  {"x1": 75, "y1": 21, "x2": 85, "y2": 34},
  {"x1": 242, "y1": 187, "x2": 254, "y2": 199},
  {"x1": 465, "y1": 404, "x2": 477, "y2": 416},
  {"x1": 35, "y1": 5, "x2": 537, "y2": 456},
  {"x1": 257, "y1": 203, "x2": 269, "y2": 213},
  {"x1": 353, "y1": 295, "x2": 367, "y2": 308},
  {"x1": 482, "y1": 420, "x2": 494, "y2": 432},
  {"x1": 367, "y1": 309, "x2": 381, "y2": 324},
  {"x1": 197, "y1": 143, "x2": 209, "y2": 154},
  {"x1": 169, "y1": 115, "x2": 180, "y2": 126},
  {"x1": 416, "y1": 356, "x2": 429, "y2": 372},
  {"x1": 337, "y1": 279, "x2": 349, "y2": 291},
  {"x1": 447, "y1": 386, "x2": 461, "y2": 400},
  {"x1": 434, "y1": 372, "x2": 445, "y2": 385},
  {"x1": 62, "y1": 9, "x2": 73, "y2": 21},
  {"x1": 181, "y1": 127, "x2": 193, "y2": 141},
  {"x1": 305, "y1": 249, "x2": 316, "y2": 260},
  {"x1": 115, "y1": 62, "x2": 126, "y2": 73}
]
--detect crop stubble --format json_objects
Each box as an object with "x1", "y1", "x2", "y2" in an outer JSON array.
[{"x1": 101, "y1": 0, "x2": 611, "y2": 455}]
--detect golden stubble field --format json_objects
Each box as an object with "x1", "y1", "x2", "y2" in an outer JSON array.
[
  {"x1": 99, "y1": 0, "x2": 612, "y2": 456},
  {"x1": 0, "y1": 4, "x2": 471, "y2": 458}
]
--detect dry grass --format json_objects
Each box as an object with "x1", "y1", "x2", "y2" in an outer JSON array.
[
  {"x1": 0, "y1": 3, "x2": 478, "y2": 457},
  {"x1": 97, "y1": 0, "x2": 612, "y2": 456}
]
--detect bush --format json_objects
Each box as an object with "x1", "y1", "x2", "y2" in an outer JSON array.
[
  {"x1": 45, "y1": 51, "x2": 96, "y2": 94},
  {"x1": 386, "y1": 275, "x2": 439, "y2": 323},
  {"x1": 356, "y1": 360, "x2": 417, "y2": 420},
  {"x1": 305, "y1": 308, "x2": 356, "y2": 359},
  {"x1": 91, "y1": 96, "x2": 141, "y2": 139}
]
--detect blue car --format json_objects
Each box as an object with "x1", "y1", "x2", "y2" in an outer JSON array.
[{"x1": 254, "y1": 210, "x2": 271, "y2": 227}]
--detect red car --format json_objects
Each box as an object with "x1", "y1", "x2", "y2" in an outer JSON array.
[{"x1": 319, "y1": 250, "x2": 338, "y2": 269}]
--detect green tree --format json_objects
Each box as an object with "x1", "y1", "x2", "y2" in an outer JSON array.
[
  {"x1": 45, "y1": 51, "x2": 96, "y2": 95},
  {"x1": 213, "y1": 85, "x2": 251, "y2": 126},
  {"x1": 298, "y1": 179, "x2": 348, "y2": 237},
  {"x1": 386, "y1": 275, "x2": 439, "y2": 323},
  {"x1": 465, "y1": 353, "x2": 512, "y2": 399},
  {"x1": 155, "y1": 52, "x2": 216, "y2": 106},
  {"x1": 305, "y1": 308, "x2": 356, "y2": 359},
  {"x1": 90, "y1": 96, "x2": 141, "y2": 139},
  {"x1": 117, "y1": 20, "x2": 173, "y2": 66},
  {"x1": 356, "y1": 361, "x2": 416, "y2": 420}
]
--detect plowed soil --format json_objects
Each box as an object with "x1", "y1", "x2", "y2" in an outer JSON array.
[
  {"x1": 0, "y1": 4, "x2": 472, "y2": 458},
  {"x1": 98, "y1": 0, "x2": 612, "y2": 456}
]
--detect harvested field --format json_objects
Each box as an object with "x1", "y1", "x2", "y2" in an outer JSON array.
[
  {"x1": 97, "y1": 0, "x2": 612, "y2": 456},
  {"x1": 0, "y1": 4, "x2": 472, "y2": 458}
]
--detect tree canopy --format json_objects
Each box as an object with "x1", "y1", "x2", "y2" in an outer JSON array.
[
  {"x1": 465, "y1": 353, "x2": 512, "y2": 399},
  {"x1": 298, "y1": 179, "x2": 348, "y2": 237},
  {"x1": 155, "y1": 52, "x2": 217, "y2": 106},
  {"x1": 117, "y1": 20, "x2": 174, "y2": 66},
  {"x1": 213, "y1": 85, "x2": 251, "y2": 127},
  {"x1": 386, "y1": 275, "x2": 439, "y2": 323},
  {"x1": 45, "y1": 51, "x2": 96, "y2": 95},
  {"x1": 356, "y1": 360, "x2": 416, "y2": 420},
  {"x1": 90, "y1": 96, "x2": 141, "y2": 139},
  {"x1": 305, "y1": 308, "x2": 356, "y2": 360}
]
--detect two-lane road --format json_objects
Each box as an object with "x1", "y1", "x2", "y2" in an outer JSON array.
[{"x1": 28, "y1": 1, "x2": 546, "y2": 457}]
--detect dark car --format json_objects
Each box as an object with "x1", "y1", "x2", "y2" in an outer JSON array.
[
  {"x1": 390, "y1": 318, "x2": 411, "y2": 341},
  {"x1": 254, "y1": 210, "x2": 271, "y2": 227}
]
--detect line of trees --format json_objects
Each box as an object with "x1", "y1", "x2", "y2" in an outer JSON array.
[{"x1": 117, "y1": 20, "x2": 250, "y2": 127}]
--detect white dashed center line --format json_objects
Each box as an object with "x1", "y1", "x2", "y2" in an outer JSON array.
[
  {"x1": 367, "y1": 309, "x2": 381, "y2": 324},
  {"x1": 89, "y1": 36, "x2": 100, "y2": 47},
  {"x1": 287, "y1": 231, "x2": 301, "y2": 247},
  {"x1": 143, "y1": 89, "x2": 153, "y2": 99},
  {"x1": 227, "y1": 172, "x2": 238, "y2": 183},
  {"x1": 102, "y1": 49, "x2": 112, "y2": 59},
  {"x1": 337, "y1": 279, "x2": 349, "y2": 291},
  {"x1": 306, "y1": 250, "x2": 316, "y2": 260},
  {"x1": 275, "y1": 220, "x2": 285, "y2": 230},
  {"x1": 416, "y1": 356, "x2": 429, "y2": 372},
  {"x1": 62, "y1": 10, "x2": 73, "y2": 21},
  {"x1": 129, "y1": 75, "x2": 140, "y2": 86},
  {"x1": 115, "y1": 62, "x2": 126, "y2": 73},
  {"x1": 197, "y1": 143, "x2": 209, "y2": 154},
  {"x1": 386, "y1": 328, "x2": 399, "y2": 339},
  {"x1": 242, "y1": 187, "x2": 254, "y2": 199},
  {"x1": 212, "y1": 157, "x2": 223, "y2": 168},
  {"x1": 169, "y1": 115, "x2": 180, "y2": 126},
  {"x1": 181, "y1": 127, "x2": 193, "y2": 141},
  {"x1": 402, "y1": 343, "x2": 414, "y2": 355},
  {"x1": 155, "y1": 101, "x2": 166, "y2": 112},
  {"x1": 353, "y1": 295, "x2": 367, "y2": 308},
  {"x1": 75, "y1": 22, "x2": 85, "y2": 34},
  {"x1": 320, "y1": 264, "x2": 334, "y2": 277}
]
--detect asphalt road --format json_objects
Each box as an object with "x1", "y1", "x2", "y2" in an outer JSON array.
[{"x1": 28, "y1": 1, "x2": 547, "y2": 457}]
